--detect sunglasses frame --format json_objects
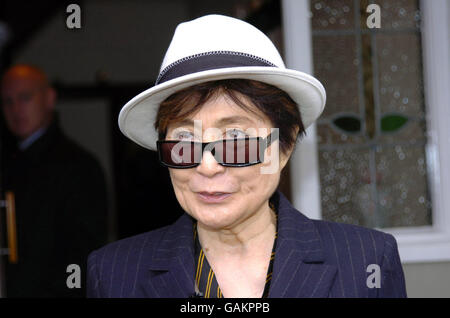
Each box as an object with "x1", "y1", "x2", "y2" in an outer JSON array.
[{"x1": 156, "y1": 132, "x2": 276, "y2": 169}]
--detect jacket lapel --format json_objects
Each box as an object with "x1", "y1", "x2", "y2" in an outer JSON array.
[
  {"x1": 140, "y1": 214, "x2": 196, "y2": 298},
  {"x1": 269, "y1": 192, "x2": 337, "y2": 298}
]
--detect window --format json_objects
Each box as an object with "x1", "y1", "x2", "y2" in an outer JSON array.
[
  {"x1": 283, "y1": 0, "x2": 450, "y2": 262},
  {"x1": 312, "y1": 0, "x2": 430, "y2": 229}
]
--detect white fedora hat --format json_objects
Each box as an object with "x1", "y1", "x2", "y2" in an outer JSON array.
[{"x1": 118, "y1": 14, "x2": 326, "y2": 150}]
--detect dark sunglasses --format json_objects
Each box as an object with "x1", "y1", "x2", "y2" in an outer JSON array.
[{"x1": 156, "y1": 132, "x2": 276, "y2": 169}]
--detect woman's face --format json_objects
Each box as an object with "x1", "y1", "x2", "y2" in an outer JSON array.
[{"x1": 165, "y1": 93, "x2": 292, "y2": 231}]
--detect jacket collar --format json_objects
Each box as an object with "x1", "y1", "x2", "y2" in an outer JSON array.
[
  {"x1": 11, "y1": 113, "x2": 62, "y2": 161},
  {"x1": 268, "y1": 191, "x2": 337, "y2": 297},
  {"x1": 141, "y1": 214, "x2": 196, "y2": 297},
  {"x1": 142, "y1": 190, "x2": 336, "y2": 298}
]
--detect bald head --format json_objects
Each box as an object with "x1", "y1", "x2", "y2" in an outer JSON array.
[
  {"x1": 2, "y1": 64, "x2": 50, "y2": 87},
  {"x1": 1, "y1": 64, "x2": 56, "y2": 140}
]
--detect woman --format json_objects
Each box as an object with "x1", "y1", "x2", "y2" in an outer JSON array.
[{"x1": 87, "y1": 14, "x2": 406, "y2": 298}]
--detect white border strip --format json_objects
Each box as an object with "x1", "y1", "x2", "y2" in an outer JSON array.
[
  {"x1": 385, "y1": 0, "x2": 450, "y2": 263},
  {"x1": 282, "y1": 0, "x2": 322, "y2": 220}
]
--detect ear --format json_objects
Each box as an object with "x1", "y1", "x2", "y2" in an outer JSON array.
[
  {"x1": 279, "y1": 146, "x2": 293, "y2": 171},
  {"x1": 45, "y1": 87, "x2": 57, "y2": 111}
]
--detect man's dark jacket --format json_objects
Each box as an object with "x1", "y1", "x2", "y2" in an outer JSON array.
[
  {"x1": 1, "y1": 118, "x2": 108, "y2": 297},
  {"x1": 87, "y1": 190, "x2": 406, "y2": 298}
]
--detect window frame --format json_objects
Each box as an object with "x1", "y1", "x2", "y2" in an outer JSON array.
[{"x1": 282, "y1": 0, "x2": 450, "y2": 263}]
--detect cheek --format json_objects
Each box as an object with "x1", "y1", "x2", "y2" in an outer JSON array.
[
  {"x1": 32, "y1": 99, "x2": 48, "y2": 118},
  {"x1": 168, "y1": 169, "x2": 194, "y2": 209},
  {"x1": 237, "y1": 165, "x2": 280, "y2": 199},
  {"x1": 169, "y1": 169, "x2": 188, "y2": 192}
]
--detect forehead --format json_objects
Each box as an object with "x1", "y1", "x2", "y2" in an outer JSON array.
[
  {"x1": 1, "y1": 76, "x2": 41, "y2": 95},
  {"x1": 167, "y1": 93, "x2": 271, "y2": 130}
]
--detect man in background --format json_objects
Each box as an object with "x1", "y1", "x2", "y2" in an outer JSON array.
[{"x1": 0, "y1": 64, "x2": 108, "y2": 297}]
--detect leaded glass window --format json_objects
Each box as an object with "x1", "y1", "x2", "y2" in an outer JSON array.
[{"x1": 310, "y1": 0, "x2": 432, "y2": 228}]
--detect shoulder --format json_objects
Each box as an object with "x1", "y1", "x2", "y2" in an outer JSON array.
[
  {"x1": 87, "y1": 214, "x2": 194, "y2": 297},
  {"x1": 88, "y1": 225, "x2": 169, "y2": 268},
  {"x1": 310, "y1": 219, "x2": 406, "y2": 297},
  {"x1": 47, "y1": 132, "x2": 106, "y2": 182},
  {"x1": 311, "y1": 218, "x2": 397, "y2": 266},
  {"x1": 52, "y1": 134, "x2": 100, "y2": 167},
  {"x1": 312, "y1": 219, "x2": 395, "y2": 250},
  {"x1": 86, "y1": 223, "x2": 179, "y2": 297},
  {"x1": 313, "y1": 220, "x2": 401, "y2": 278}
]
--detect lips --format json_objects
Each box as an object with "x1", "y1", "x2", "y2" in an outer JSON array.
[{"x1": 196, "y1": 191, "x2": 232, "y2": 203}]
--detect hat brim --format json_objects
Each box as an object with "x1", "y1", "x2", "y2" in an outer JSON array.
[{"x1": 118, "y1": 66, "x2": 326, "y2": 151}]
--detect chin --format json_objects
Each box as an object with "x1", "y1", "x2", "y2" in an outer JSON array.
[{"x1": 194, "y1": 208, "x2": 238, "y2": 230}]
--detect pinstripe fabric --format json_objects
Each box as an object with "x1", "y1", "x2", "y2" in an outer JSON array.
[{"x1": 87, "y1": 190, "x2": 407, "y2": 298}]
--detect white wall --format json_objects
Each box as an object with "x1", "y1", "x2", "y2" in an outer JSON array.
[
  {"x1": 403, "y1": 262, "x2": 450, "y2": 297},
  {"x1": 402, "y1": 0, "x2": 450, "y2": 298}
]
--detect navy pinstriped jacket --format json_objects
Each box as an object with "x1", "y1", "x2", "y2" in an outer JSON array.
[{"x1": 87, "y1": 191, "x2": 407, "y2": 298}]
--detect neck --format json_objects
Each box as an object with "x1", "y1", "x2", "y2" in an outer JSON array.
[
  {"x1": 196, "y1": 202, "x2": 276, "y2": 258},
  {"x1": 18, "y1": 113, "x2": 55, "y2": 142}
]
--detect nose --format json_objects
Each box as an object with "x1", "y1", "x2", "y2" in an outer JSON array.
[{"x1": 195, "y1": 149, "x2": 225, "y2": 177}]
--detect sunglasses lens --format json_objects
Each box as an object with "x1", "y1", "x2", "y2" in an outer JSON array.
[
  {"x1": 216, "y1": 138, "x2": 261, "y2": 165},
  {"x1": 158, "y1": 137, "x2": 263, "y2": 168},
  {"x1": 159, "y1": 141, "x2": 200, "y2": 167}
]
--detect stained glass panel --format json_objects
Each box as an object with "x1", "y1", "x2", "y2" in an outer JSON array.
[
  {"x1": 311, "y1": 0, "x2": 432, "y2": 228},
  {"x1": 311, "y1": 0, "x2": 355, "y2": 30}
]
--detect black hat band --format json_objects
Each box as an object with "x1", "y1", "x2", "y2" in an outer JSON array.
[{"x1": 156, "y1": 51, "x2": 276, "y2": 85}]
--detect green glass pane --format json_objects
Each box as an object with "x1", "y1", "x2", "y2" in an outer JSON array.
[{"x1": 381, "y1": 114, "x2": 408, "y2": 132}]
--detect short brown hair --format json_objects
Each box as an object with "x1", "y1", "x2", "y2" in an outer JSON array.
[{"x1": 154, "y1": 79, "x2": 305, "y2": 155}]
